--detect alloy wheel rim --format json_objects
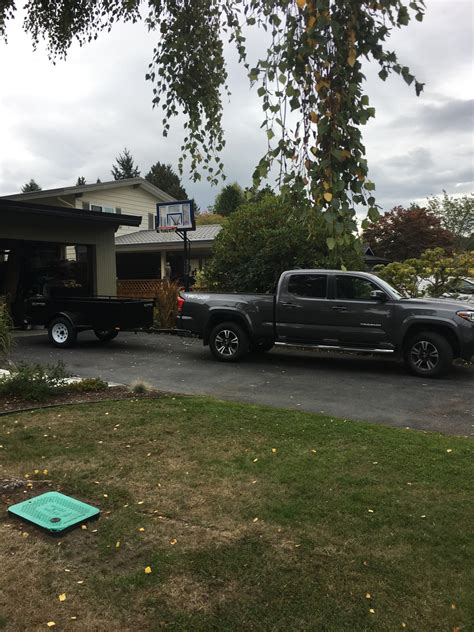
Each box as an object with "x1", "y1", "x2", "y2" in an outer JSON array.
[
  {"x1": 410, "y1": 340, "x2": 439, "y2": 372},
  {"x1": 215, "y1": 330, "x2": 239, "y2": 356}
]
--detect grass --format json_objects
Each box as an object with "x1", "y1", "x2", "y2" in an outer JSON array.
[{"x1": 0, "y1": 396, "x2": 472, "y2": 631}]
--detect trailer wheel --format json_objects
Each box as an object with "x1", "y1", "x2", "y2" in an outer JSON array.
[
  {"x1": 209, "y1": 321, "x2": 249, "y2": 362},
  {"x1": 94, "y1": 329, "x2": 119, "y2": 342},
  {"x1": 48, "y1": 317, "x2": 77, "y2": 348}
]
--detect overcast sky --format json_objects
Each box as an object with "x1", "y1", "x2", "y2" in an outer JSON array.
[{"x1": 0, "y1": 0, "x2": 472, "y2": 213}]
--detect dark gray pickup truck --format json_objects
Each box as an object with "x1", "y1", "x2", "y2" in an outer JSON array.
[{"x1": 177, "y1": 269, "x2": 474, "y2": 377}]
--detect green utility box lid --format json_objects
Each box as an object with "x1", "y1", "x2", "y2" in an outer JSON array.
[{"x1": 8, "y1": 491, "x2": 100, "y2": 534}]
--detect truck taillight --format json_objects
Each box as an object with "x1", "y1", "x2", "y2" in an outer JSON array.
[{"x1": 177, "y1": 296, "x2": 185, "y2": 313}]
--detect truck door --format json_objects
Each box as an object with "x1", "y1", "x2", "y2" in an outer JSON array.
[
  {"x1": 275, "y1": 273, "x2": 332, "y2": 342},
  {"x1": 329, "y1": 274, "x2": 393, "y2": 347}
]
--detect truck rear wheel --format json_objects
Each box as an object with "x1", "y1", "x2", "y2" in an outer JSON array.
[
  {"x1": 209, "y1": 321, "x2": 249, "y2": 362},
  {"x1": 48, "y1": 317, "x2": 77, "y2": 348},
  {"x1": 404, "y1": 331, "x2": 453, "y2": 378},
  {"x1": 94, "y1": 329, "x2": 119, "y2": 342}
]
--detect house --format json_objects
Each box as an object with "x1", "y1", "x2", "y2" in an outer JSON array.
[
  {"x1": 0, "y1": 198, "x2": 141, "y2": 324},
  {"x1": 1, "y1": 177, "x2": 175, "y2": 238},
  {"x1": 116, "y1": 224, "x2": 222, "y2": 280}
]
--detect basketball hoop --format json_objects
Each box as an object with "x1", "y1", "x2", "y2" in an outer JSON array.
[{"x1": 156, "y1": 200, "x2": 196, "y2": 291}]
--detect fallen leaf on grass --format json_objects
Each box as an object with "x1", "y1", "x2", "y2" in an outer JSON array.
[
  {"x1": 368, "y1": 509, "x2": 374, "y2": 513},
  {"x1": 311, "y1": 449, "x2": 317, "y2": 454},
  {"x1": 369, "y1": 608, "x2": 375, "y2": 614},
  {"x1": 170, "y1": 539, "x2": 177, "y2": 545},
  {"x1": 446, "y1": 449, "x2": 453, "y2": 453},
  {"x1": 116, "y1": 541, "x2": 121, "y2": 549},
  {"x1": 58, "y1": 593, "x2": 66, "y2": 602},
  {"x1": 47, "y1": 623, "x2": 56, "y2": 628},
  {"x1": 365, "y1": 592, "x2": 371, "y2": 599},
  {"x1": 138, "y1": 528, "x2": 145, "y2": 532},
  {"x1": 271, "y1": 448, "x2": 277, "y2": 454},
  {"x1": 253, "y1": 458, "x2": 258, "y2": 463},
  {"x1": 253, "y1": 517, "x2": 259, "y2": 523},
  {"x1": 144, "y1": 566, "x2": 152, "y2": 574}
]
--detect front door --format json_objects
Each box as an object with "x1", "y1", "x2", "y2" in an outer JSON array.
[{"x1": 329, "y1": 274, "x2": 393, "y2": 348}]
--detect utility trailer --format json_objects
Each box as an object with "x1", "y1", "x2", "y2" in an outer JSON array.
[{"x1": 26, "y1": 295, "x2": 155, "y2": 348}]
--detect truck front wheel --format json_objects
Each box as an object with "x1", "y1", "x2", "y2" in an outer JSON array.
[
  {"x1": 404, "y1": 331, "x2": 453, "y2": 378},
  {"x1": 209, "y1": 321, "x2": 249, "y2": 362},
  {"x1": 48, "y1": 317, "x2": 77, "y2": 348}
]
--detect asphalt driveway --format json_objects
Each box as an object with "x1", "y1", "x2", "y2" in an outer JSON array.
[{"x1": 9, "y1": 329, "x2": 474, "y2": 436}]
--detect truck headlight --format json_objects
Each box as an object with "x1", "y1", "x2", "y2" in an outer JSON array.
[{"x1": 457, "y1": 310, "x2": 474, "y2": 322}]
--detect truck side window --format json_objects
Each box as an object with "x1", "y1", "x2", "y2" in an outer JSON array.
[
  {"x1": 336, "y1": 276, "x2": 378, "y2": 300},
  {"x1": 288, "y1": 274, "x2": 327, "y2": 298}
]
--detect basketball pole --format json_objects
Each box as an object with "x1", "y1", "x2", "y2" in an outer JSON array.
[{"x1": 176, "y1": 229, "x2": 190, "y2": 291}]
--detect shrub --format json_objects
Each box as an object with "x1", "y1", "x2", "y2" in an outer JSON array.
[
  {"x1": 0, "y1": 299, "x2": 12, "y2": 356},
  {"x1": 129, "y1": 379, "x2": 154, "y2": 394},
  {"x1": 205, "y1": 194, "x2": 364, "y2": 293},
  {"x1": 0, "y1": 361, "x2": 70, "y2": 401},
  {"x1": 68, "y1": 377, "x2": 108, "y2": 392},
  {"x1": 154, "y1": 280, "x2": 179, "y2": 328}
]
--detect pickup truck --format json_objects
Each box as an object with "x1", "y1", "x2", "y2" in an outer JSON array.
[
  {"x1": 177, "y1": 269, "x2": 474, "y2": 377},
  {"x1": 26, "y1": 295, "x2": 154, "y2": 348}
]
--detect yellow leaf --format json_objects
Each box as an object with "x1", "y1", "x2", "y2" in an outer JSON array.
[
  {"x1": 341, "y1": 149, "x2": 351, "y2": 158},
  {"x1": 347, "y1": 50, "x2": 357, "y2": 67},
  {"x1": 311, "y1": 449, "x2": 317, "y2": 453},
  {"x1": 365, "y1": 592, "x2": 371, "y2": 599},
  {"x1": 368, "y1": 509, "x2": 374, "y2": 513},
  {"x1": 307, "y1": 15, "x2": 317, "y2": 29},
  {"x1": 116, "y1": 541, "x2": 121, "y2": 549},
  {"x1": 47, "y1": 623, "x2": 56, "y2": 628},
  {"x1": 309, "y1": 111, "x2": 318, "y2": 124},
  {"x1": 170, "y1": 538, "x2": 177, "y2": 545},
  {"x1": 323, "y1": 181, "x2": 331, "y2": 190},
  {"x1": 58, "y1": 593, "x2": 66, "y2": 602},
  {"x1": 138, "y1": 528, "x2": 145, "y2": 532},
  {"x1": 323, "y1": 192, "x2": 333, "y2": 202},
  {"x1": 253, "y1": 458, "x2": 258, "y2": 463},
  {"x1": 253, "y1": 517, "x2": 259, "y2": 523},
  {"x1": 369, "y1": 608, "x2": 375, "y2": 614},
  {"x1": 296, "y1": 0, "x2": 306, "y2": 9},
  {"x1": 43, "y1": 469, "x2": 48, "y2": 475},
  {"x1": 271, "y1": 448, "x2": 277, "y2": 453},
  {"x1": 144, "y1": 566, "x2": 152, "y2": 574},
  {"x1": 446, "y1": 449, "x2": 452, "y2": 453}
]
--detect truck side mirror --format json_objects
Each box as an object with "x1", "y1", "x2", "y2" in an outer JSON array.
[{"x1": 370, "y1": 290, "x2": 387, "y2": 301}]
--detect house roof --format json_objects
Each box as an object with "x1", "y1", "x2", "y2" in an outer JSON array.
[
  {"x1": 116, "y1": 224, "x2": 222, "y2": 247},
  {"x1": 0, "y1": 198, "x2": 141, "y2": 227},
  {"x1": 0, "y1": 177, "x2": 176, "y2": 204}
]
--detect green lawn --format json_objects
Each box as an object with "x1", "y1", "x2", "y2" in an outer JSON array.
[{"x1": 0, "y1": 396, "x2": 472, "y2": 631}]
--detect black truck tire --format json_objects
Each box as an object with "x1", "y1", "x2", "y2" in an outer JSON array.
[
  {"x1": 209, "y1": 321, "x2": 249, "y2": 362},
  {"x1": 404, "y1": 331, "x2": 453, "y2": 378},
  {"x1": 94, "y1": 329, "x2": 119, "y2": 342},
  {"x1": 48, "y1": 317, "x2": 77, "y2": 348}
]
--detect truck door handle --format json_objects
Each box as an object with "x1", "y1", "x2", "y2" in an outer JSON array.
[
  {"x1": 281, "y1": 302, "x2": 297, "y2": 308},
  {"x1": 332, "y1": 306, "x2": 347, "y2": 312}
]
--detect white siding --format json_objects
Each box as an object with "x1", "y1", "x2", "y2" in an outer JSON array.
[{"x1": 73, "y1": 186, "x2": 162, "y2": 237}]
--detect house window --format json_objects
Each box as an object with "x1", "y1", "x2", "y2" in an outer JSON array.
[{"x1": 83, "y1": 202, "x2": 120, "y2": 214}]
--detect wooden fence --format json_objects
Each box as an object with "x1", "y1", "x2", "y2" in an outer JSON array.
[{"x1": 117, "y1": 279, "x2": 163, "y2": 299}]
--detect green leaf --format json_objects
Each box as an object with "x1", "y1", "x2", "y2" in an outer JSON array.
[
  {"x1": 326, "y1": 237, "x2": 336, "y2": 250},
  {"x1": 378, "y1": 68, "x2": 388, "y2": 81}
]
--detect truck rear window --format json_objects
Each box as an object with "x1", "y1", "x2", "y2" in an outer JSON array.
[{"x1": 288, "y1": 274, "x2": 327, "y2": 298}]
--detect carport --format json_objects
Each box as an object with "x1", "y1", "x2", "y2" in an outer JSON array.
[{"x1": 0, "y1": 198, "x2": 141, "y2": 324}]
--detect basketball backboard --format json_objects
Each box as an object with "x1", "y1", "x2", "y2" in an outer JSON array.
[{"x1": 156, "y1": 200, "x2": 195, "y2": 231}]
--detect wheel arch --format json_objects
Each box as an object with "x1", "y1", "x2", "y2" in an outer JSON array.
[
  {"x1": 402, "y1": 322, "x2": 460, "y2": 358},
  {"x1": 46, "y1": 312, "x2": 78, "y2": 330},
  {"x1": 203, "y1": 310, "x2": 253, "y2": 345}
]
